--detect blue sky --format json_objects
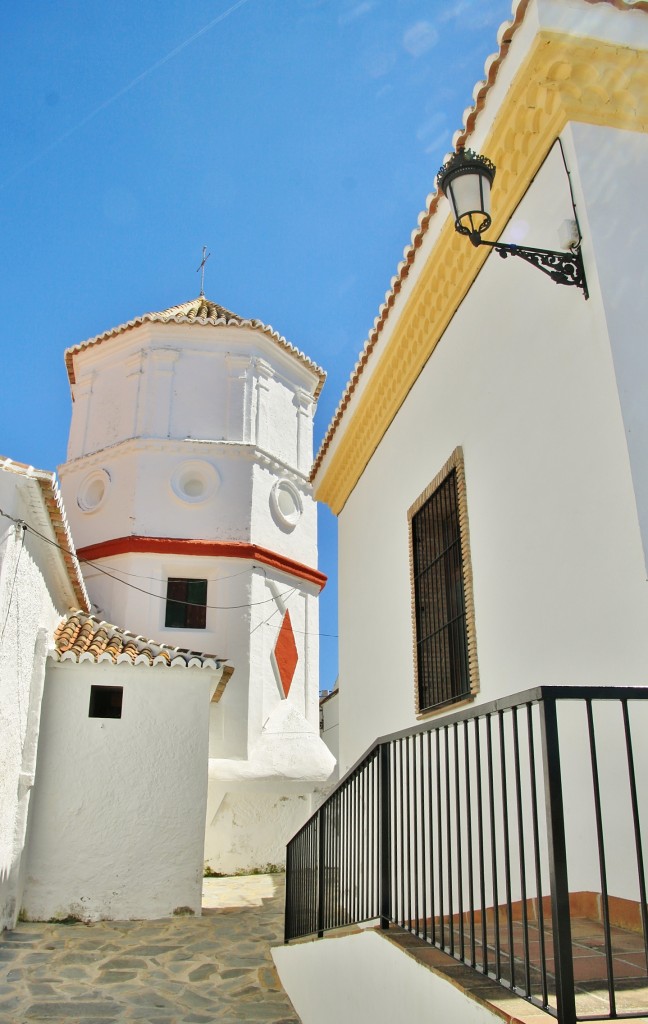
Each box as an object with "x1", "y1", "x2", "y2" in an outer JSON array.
[{"x1": 1, "y1": 0, "x2": 513, "y2": 690}]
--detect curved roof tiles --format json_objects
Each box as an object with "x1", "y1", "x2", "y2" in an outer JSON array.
[
  {"x1": 52, "y1": 611, "x2": 225, "y2": 670},
  {"x1": 65, "y1": 295, "x2": 326, "y2": 399}
]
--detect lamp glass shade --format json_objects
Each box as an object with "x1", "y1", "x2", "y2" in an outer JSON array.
[
  {"x1": 437, "y1": 150, "x2": 496, "y2": 240},
  {"x1": 448, "y1": 171, "x2": 491, "y2": 234}
]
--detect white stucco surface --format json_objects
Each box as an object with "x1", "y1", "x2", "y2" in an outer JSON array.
[
  {"x1": 273, "y1": 930, "x2": 500, "y2": 1024},
  {"x1": 0, "y1": 469, "x2": 80, "y2": 932},
  {"x1": 285, "y1": 1, "x2": 648, "y2": 1011},
  {"x1": 323, "y1": 126, "x2": 648, "y2": 912},
  {"x1": 58, "y1": 306, "x2": 330, "y2": 875},
  {"x1": 204, "y1": 785, "x2": 317, "y2": 875},
  {"x1": 22, "y1": 660, "x2": 215, "y2": 922},
  {"x1": 320, "y1": 690, "x2": 339, "y2": 778},
  {"x1": 334, "y1": 134, "x2": 648, "y2": 778},
  {"x1": 209, "y1": 698, "x2": 335, "y2": 783},
  {"x1": 571, "y1": 124, "x2": 648, "y2": 574}
]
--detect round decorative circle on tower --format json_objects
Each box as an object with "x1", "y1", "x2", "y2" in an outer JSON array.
[
  {"x1": 270, "y1": 479, "x2": 303, "y2": 531},
  {"x1": 171, "y1": 460, "x2": 220, "y2": 504},
  {"x1": 77, "y1": 469, "x2": 110, "y2": 513}
]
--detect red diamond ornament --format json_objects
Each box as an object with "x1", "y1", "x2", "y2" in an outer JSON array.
[{"x1": 274, "y1": 610, "x2": 298, "y2": 697}]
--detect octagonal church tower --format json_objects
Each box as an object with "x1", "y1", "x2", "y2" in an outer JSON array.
[{"x1": 59, "y1": 296, "x2": 335, "y2": 873}]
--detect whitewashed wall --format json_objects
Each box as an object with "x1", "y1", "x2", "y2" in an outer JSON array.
[
  {"x1": 204, "y1": 567, "x2": 334, "y2": 872},
  {"x1": 77, "y1": 554, "x2": 326, "y2": 765},
  {"x1": 59, "y1": 440, "x2": 318, "y2": 568},
  {"x1": 336, "y1": 133, "x2": 648, "y2": 770},
  {"x1": 571, "y1": 124, "x2": 648, "y2": 574},
  {"x1": 22, "y1": 659, "x2": 214, "y2": 922},
  {"x1": 59, "y1": 313, "x2": 331, "y2": 874},
  {"x1": 0, "y1": 473, "x2": 73, "y2": 932},
  {"x1": 273, "y1": 930, "x2": 500, "y2": 1024},
  {"x1": 204, "y1": 784, "x2": 317, "y2": 875},
  {"x1": 332, "y1": 129, "x2": 648, "y2": 906},
  {"x1": 320, "y1": 690, "x2": 339, "y2": 776},
  {"x1": 65, "y1": 324, "x2": 317, "y2": 471}
]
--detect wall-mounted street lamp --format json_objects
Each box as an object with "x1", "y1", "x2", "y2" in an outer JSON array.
[{"x1": 436, "y1": 148, "x2": 588, "y2": 298}]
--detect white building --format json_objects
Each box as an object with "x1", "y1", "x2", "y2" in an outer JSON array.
[
  {"x1": 1, "y1": 290, "x2": 336, "y2": 928},
  {"x1": 276, "y1": 3, "x2": 648, "y2": 1023},
  {"x1": 58, "y1": 295, "x2": 334, "y2": 875},
  {"x1": 0, "y1": 457, "x2": 89, "y2": 931},
  {"x1": 22, "y1": 610, "x2": 228, "y2": 922},
  {"x1": 0, "y1": 458, "x2": 232, "y2": 925}
]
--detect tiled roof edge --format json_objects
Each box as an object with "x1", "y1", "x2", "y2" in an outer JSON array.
[
  {"x1": 0, "y1": 456, "x2": 90, "y2": 611},
  {"x1": 64, "y1": 298, "x2": 326, "y2": 400},
  {"x1": 310, "y1": 0, "x2": 648, "y2": 482},
  {"x1": 51, "y1": 610, "x2": 226, "y2": 670}
]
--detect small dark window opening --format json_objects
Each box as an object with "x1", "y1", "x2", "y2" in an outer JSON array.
[
  {"x1": 89, "y1": 685, "x2": 123, "y2": 719},
  {"x1": 412, "y1": 469, "x2": 470, "y2": 713},
  {"x1": 165, "y1": 578, "x2": 208, "y2": 629}
]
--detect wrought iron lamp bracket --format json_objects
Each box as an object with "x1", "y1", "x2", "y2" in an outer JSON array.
[{"x1": 469, "y1": 235, "x2": 589, "y2": 299}]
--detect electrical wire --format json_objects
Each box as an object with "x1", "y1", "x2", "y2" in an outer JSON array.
[
  {"x1": 0, "y1": 507, "x2": 338, "y2": 637},
  {"x1": 80, "y1": 558, "x2": 287, "y2": 611},
  {"x1": 263, "y1": 619, "x2": 338, "y2": 639},
  {"x1": 0, "y1": 524, "x2": 25, "y2": 644},
  {"x1": 250, "y1": 590, "x2": 297, "y2": 636},
  {"x1": 0, "y1": 509, "x2": 289, "y2": 610},
  {"x1": 81, "y1": 560, "x2": 260, "y2": 585}
]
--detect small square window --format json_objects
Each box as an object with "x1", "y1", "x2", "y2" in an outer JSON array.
[
  {"x1": 89, "y1": 685, "x2": 123, "y2": 719},
  {"x1": 165, "y1": 578, "x2": 207, "y2": 629}
]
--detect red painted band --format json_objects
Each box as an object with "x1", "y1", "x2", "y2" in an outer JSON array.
[{"x1": 76, "y1": 536, "x2": 327, "y2": 590}]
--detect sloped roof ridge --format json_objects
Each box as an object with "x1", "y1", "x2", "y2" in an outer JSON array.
[
  {"x1": 311, "y1": 0, "x2": 647, "y2": 480},
  {"x1": 0, "y1": 456, "x2": 90, "y2": 611},
  {"x1": 157, "y1": 296, "x2": 240, "y2": 320},
  {"x1": 65, "y1": 295, "x2": 326, "y2": 399},
  {"x1": 52, "y1": 610, "x2": 224, "y2": 669}
]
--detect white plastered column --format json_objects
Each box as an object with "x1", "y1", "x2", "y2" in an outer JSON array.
[
  {"x1": 144, "y1": 348, "x2": 180, "y2": 438},
  {"x1": 294, "y1": 388, "x2": 314, "y2": 476},
  {"x1": 226, "y1": 353, "x2": 253, "y2": 443}
]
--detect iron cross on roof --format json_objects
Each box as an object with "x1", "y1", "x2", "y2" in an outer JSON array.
[{"x1": 196, "y1": 245, "x2": 211, "y2": 297}]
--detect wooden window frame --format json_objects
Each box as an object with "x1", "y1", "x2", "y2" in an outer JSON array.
[
  {"x1": 408, "y1": 448, "x2": 479, "y2": 718},
  {"x1": 165, "y1": 577, "x2": 208, "y2": 630}
]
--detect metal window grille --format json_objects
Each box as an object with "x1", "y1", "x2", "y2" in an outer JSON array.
[
  {"x1": 165, "y1": 578, "x2": 207, "y2": 629},
  {"x1": 412, "y1": 469, "x2": 469, "y2": 711}
]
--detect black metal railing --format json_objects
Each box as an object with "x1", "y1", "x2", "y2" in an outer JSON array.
[{"x1": 285, "y1": 686, "x2": 648, "y2": 1024}]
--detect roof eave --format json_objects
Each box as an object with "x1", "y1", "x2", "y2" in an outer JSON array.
[
  {"x1": 65, "y1": 305, "x2": 326, "y2": 399},
  {"x1": 0, "y1": 457, "x2": 90, "y2": 611},
  {"x1": 310, "y1": 0, "x2": 648, "y2": 487}
]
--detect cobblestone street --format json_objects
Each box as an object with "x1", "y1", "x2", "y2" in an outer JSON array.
[{"x1": 0, "y1": 874, "x2": 299, "y2": 1024}]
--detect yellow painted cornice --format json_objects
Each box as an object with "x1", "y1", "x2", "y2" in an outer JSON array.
[{"x1": 315, "y1": 31, "x2": 648, "y2": 515}]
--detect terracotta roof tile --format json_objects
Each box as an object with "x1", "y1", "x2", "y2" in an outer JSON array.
[
  {"x1": 311, "y1": 0, "x2": 648, "y2": 481},
  {"x1": 51, "y1": 611, "x2": 226, "y2": 670},
  {"x1": 65, "y1": 295, "x2": 326, "y2": 399}
]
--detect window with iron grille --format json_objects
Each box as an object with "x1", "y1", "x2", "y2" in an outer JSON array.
[
  {"x1": 410, "y1": 457, "x2": 473, "y2": 713},
  {"x1": 165, "y1": 578, "x2": 208, "y2": 629}
]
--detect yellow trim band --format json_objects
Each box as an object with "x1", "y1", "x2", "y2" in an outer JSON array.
[{"x1": 315, "y1": 31, "x2": 648, "y2": 515}]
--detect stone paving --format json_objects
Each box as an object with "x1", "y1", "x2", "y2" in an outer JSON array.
[{"x1": 0, "y1": 874, "x2": 300, "y2": 1024}]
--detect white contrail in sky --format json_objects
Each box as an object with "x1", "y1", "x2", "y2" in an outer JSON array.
[{"x1": 1, "y1": 0, "x2": 254, "y2": 189}]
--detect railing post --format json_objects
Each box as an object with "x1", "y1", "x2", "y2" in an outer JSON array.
[
  {"x1": 539, "y1": 696, "x2": 576, "y2": 1024},
  {"x1": 284, "y1": 840, "x2": 292, "y2": 944},
  {"x1": 379, "y1": 743, "x2": 391, "y2": 929},
  {"x1": 317, "y1": 806, "x2": 326, "y2": 938}
]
